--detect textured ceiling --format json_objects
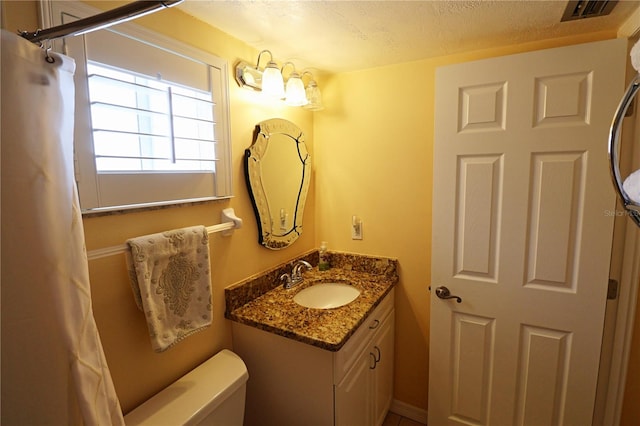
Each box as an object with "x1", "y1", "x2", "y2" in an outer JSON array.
[{"x1": 178, "y1": 0, "x2": 640, "y2": 73}]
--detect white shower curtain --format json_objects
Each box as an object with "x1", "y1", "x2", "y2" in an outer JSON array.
[{"x1": 1, "y1": 30, "x2": 125, "y2": 425}]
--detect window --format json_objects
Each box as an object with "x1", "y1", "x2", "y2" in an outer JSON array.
[{"x1": 50, "y1": 1, "x2": 232, "y2": 211}]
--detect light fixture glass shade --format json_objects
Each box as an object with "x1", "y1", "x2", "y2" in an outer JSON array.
[
  {"x1": 242, "y1": 66, "x2": 256, "y2": 85},
  {"x1": 304, "y1": 81, "x2": 324, "y2": 111},
  {"x1": 261, "y1": 61, "x2": 285, "y2": 99},
  {"x1": 285, "y1": 73, "x2": 308, "y2": 106}
]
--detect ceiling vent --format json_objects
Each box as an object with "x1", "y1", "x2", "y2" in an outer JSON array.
[{"x1": 561, "y1": 0, "x2": 618, "y2": 21}]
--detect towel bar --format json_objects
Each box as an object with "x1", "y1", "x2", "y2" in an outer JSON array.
[
  {"x1": 86, "y1": 208, "x2": 243, "y2": 260},
  {"x1": 608, "y1": 73, "x2": 640, "y2": 228}
]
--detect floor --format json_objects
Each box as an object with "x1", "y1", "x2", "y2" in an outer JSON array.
[{"x1": 383, "y1": 411, "x2": 427, "y2": 426}]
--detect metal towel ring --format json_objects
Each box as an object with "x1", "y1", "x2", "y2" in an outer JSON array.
[{"x1": 608, "y1": 73, "x2": 640, "y2": 227}]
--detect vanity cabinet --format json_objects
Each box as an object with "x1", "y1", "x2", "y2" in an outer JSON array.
[{"x1": 231, "y1": 289, "x2": 395, "y2": 426}]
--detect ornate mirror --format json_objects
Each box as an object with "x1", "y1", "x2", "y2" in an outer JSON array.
[{"x1": 244, "y1": 118, "x2": 311, "y2": 249}]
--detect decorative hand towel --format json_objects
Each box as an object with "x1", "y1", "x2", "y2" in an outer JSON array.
[
  {"x1": 623, "y1": 168, "x2": 640, "y2": 204},
  {"x1": 125, "y1": 226, "x2": 212, "y2": 352}
]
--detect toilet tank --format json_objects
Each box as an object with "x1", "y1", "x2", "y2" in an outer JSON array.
[{"x1": 124, "y1": 350, "x2": 249, "y2": 426}]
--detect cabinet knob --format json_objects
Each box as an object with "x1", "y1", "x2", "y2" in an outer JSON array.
[{"x1": 369, "y1": 319, "x2": 380, "y2": 329}]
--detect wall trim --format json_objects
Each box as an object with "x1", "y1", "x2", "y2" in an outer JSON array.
[
  {"x1": 389, "y1": 399, "x2": 428, "y2": 424},
  {"x1": 38, "y1": 0, "x2": 52, "y2": 29}
]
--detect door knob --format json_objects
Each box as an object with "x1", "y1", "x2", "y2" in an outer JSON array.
[{"x1": 435, "y1": 286, "x2": 462, "y2": 303}]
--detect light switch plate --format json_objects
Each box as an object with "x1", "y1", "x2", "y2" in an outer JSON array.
[{"x1": 352, "y1": 215, "x2": 363, "y2": 240}]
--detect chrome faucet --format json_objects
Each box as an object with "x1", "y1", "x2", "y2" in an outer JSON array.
[{"x1": 280, "y1": 260, "x2": 313, "y2": 289}]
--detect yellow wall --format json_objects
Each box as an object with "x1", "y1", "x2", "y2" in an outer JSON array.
[
  {"x1": 3, "y1": 0, "x2": 639, "y2": 420},
  {"x1": 1, "y1": 0, "x2": 38, "y2": 30}
]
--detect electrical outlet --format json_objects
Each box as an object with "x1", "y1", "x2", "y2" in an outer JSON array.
[{"x1": 352, "y1": 215, "x2": 363, "y2": 240}]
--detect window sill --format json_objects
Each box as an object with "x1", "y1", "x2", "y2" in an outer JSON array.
[{"x1": 80, "y1": 196, "x2": 233, "y2": 218}]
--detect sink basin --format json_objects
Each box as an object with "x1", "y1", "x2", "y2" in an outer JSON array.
[{"x1": 293, "y1": 283, "x2": 361, "y2": 309}]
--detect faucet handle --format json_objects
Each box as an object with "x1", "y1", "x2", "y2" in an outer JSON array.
[{"x1": 280, "y1": 273, "x2": 293, "y2": 289}]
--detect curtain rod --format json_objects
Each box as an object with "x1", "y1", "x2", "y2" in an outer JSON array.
[{"x1": 20, "y1": 0, "x2": 183, "y2": 44}]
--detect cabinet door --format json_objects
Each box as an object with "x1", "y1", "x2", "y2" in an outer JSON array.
[
  {"x1": 335, "y1": 348, "x2": 373, "y2": 426},
  {"x1": 373, "y1": 311, "x2": 394, "y2": 426}
]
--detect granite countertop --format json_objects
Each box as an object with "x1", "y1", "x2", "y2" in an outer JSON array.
[{"x1": 225, "y1": 252, "x2": 398, "y2": 352}]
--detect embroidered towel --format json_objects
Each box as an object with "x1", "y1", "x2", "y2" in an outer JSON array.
[{"x1": 125, "y1": 226, "x2": 212, "y2": 352}]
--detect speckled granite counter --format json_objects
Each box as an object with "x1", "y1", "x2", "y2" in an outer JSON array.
[{"x1": 225, "y1": 251, "x2": 398, "y2": 351}]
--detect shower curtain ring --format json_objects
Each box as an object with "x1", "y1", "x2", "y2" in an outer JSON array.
[
  {"x1": 41, "y1": 39, "x2": 55, "y2": 64},
  {"x1": 44, "y1": 40, "x2": 56, "y2": 64}
]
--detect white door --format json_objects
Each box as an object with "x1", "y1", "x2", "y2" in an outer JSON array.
[{"x1": 429, "y1": 39, "x2": 627, "y2": 426}]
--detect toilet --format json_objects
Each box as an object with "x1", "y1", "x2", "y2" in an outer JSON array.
[{"x1": 124, "y1": 349, "x2": 249, "y2": 426}]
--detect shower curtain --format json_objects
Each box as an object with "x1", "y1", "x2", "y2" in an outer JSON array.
[{"x1": 1, "y1": 30, "x2": 125, "y2": 425}]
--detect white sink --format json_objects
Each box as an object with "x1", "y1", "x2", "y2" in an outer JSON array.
[{"x1": 293, "y1": 282, "x2": 361, "y2": 309}]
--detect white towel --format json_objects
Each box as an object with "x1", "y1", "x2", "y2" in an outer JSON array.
[
  {"x1": 623, "y1": 168, "x2": 640, "y2": 204},
  {"x1": 631, "y1": 39, "x2": 640, "y2": 73},
  {"x1": 125, "y1": 226, "x2": 212, "y2": 352}
]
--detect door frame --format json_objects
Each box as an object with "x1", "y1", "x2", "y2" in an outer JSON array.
[{"x1": 603, "y1": 221, "x2": 640, "y2": 425}]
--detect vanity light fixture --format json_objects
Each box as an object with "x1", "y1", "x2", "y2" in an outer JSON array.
[
  {"x1": 282, "y1": 62, "x2": 307, "y2": 106},
  {"x1": 235, "y1": 50, "x2": 323, "y2": 111}
]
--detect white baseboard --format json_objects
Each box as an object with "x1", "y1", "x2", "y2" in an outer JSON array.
[{"x1": 389, "y1": 399, "x2": 428, "y2": 424}]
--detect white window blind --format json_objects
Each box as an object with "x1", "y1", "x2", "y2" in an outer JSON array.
[{"x1": 87, "y1": 63, "x2": 218, "y2": 172}]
